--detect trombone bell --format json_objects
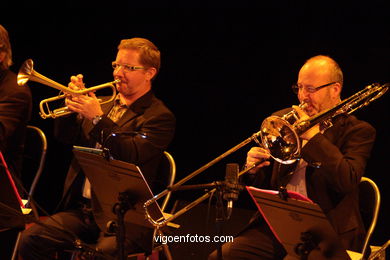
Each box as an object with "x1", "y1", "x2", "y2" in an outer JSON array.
[{"x1": 257, "y1": 83, "x2": 389, "y2": 164}]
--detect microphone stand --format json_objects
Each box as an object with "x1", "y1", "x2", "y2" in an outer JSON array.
[
  {"x1": 215, "y1": 184, "x2": 225, "y2": 260},
  {"x1": 171, "y1": 181, "x2": 243, "y2": 260}
]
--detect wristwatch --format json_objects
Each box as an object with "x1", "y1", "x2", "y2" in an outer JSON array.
[{"x1": 92, "y1": 115, "x2": 103, "y2": 125}]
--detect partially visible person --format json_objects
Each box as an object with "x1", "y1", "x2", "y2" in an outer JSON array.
[
  {"x1": 0, "y1": 23, "x2": 32, "y2": 260},
  {"x1": 19, "y1": 37, "x2": 175, "y2": 259},
  {"x1": 209, "y1": 55, "x2": 376, "y2": 259},
  {"x1": 0, "y1": 24, "x2": 32, "y2": 179}
]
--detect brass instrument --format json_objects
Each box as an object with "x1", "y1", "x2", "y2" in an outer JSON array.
[
  {"x1": 144, "y1": 83, "x2": 388, "y2": 228},
  {"x1": 17, "y1": 59, "x2": 119, "y2": 119},
  {"x1": 259, "y1": 83, "x2": 388, "y2": 165}
]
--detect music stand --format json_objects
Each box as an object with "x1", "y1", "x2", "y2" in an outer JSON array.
[
  {"x1": 73, "y1": 147, "x2": 168, "y2": 259},
  {"x1": 73, "y1": 146, "x2": 163, "y2": 259},
  {"x1": 246, "y1": 186, "x2": 351, "y2": 259},
  {"x1": 73, "y1": 148, "x2": 164, "y2": 259}
]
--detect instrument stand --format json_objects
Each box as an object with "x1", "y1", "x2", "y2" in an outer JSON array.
[{"x1": 112, "y1": 191, "x2": 136, "y2": 260}]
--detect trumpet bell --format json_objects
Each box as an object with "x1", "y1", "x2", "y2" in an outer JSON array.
[
  {"x1": 260, "y1": 116, "x2": 300, "y2": 164},
  {"x1": 17, "y1": 59, "x2": 34, "y2": 86}
]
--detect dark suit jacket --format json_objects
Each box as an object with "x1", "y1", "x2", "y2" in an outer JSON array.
[
  {"x1": 54, "y1": 90, "x2": 176, "y2": 220},
  {"x1": 0, "y1": 69, "x2": 31, "y2": 230},
  {"x1": 250, "y1": 108, "x2": 375, "y2": 252},
  {"x1": 0, "y1": 69, "x2": 32, "y2": 176}
]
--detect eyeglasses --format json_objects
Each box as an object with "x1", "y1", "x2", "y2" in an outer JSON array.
[
  {"x1": 292, "y1": 82, "x2": 336, "y2": 94},
  {"x1": 112, "y1": 62, "x2": 145, "y2": 72}
]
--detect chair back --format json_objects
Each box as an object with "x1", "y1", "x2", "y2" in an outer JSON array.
[
  {"x1": 160, "y1": 151, "x2": 176, "y2": 211},
  {"x1": 11, "y1": 125, "x2": 47, "y2": 260},
  {"x1": 359, "y1": 176, "x2": 381, "y2": 259},
  {"x1": 128, "y1": 151, "x2": 177, "y2": 260},
  {"x1": 21, "y1": 125, "x2": 47, "y2": 217}
]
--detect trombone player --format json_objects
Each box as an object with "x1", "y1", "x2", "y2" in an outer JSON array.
[
  {"x1": 209, "y1": 55, "x2": 376, "y2": 259},
  {"x1": 19, "y1": 37, "x2": 176, "y2": 259}
]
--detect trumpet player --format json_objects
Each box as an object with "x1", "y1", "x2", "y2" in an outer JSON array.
[
  {"x1": 209, "y1": 55, "x2": 376, "y2": 259},
  {"x1": 19, "y1": 37, "x2": 176, "y2": 259}
]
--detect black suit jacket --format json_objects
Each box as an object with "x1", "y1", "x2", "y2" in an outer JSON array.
[
  {"x1": 0, "y1": 69, "x2": 32, "y2": 176},
  {"x1": 54, "y1": 90, "x2": 176, "y2": 212},
  {"x1": 0, "y1": 69, "x2": 31, "y2": 230},
  {"x1": 250, "y1": 109, "x2": 375, "y2": 252},
  {"x1": 54, "y1": 90, "x2": 175, "y2": 253}
]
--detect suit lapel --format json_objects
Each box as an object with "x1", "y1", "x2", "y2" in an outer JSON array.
[
  {"x1": 83, "y1": 91, "x2": 154, "y2": 133},
  {"x1": 114, "y1": 91, "x2": 154, "y2": 127},
  {"x1": 114, "y1": 108, "x2": 139, "y2": 127},
  {"x1": 101, "y1": 99, "x2": 115, "y2": 114},
  {"x1": 322, "y1": 114, "x2": 346, "y2": 145}
]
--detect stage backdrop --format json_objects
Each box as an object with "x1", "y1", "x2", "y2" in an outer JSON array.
[{"x1": 2, "y1": 6, "x2": 389, "y2": 249}]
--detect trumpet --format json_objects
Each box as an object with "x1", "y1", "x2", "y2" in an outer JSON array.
[
  {"x1": 17, "y1": 59, "x2": 119, "y2": 119},
  {"x1": 144, "y1": 83, "x2": 388, "y2": 228}
]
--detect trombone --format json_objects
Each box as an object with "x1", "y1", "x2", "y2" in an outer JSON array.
[
  {"x1": 144, "y1": 82, "x2": 388, "y2": 228},
  {"x1": 17, "y1": 59, "x2": 119, "y2": 119}
]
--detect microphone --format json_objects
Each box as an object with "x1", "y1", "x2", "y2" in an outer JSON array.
[{"x1": 223, "y1": 163, "x2": 240, "y2": 220}]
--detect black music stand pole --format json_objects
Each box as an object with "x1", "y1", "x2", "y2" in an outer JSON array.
[
  {"x1": 112, "y1": 191, "x2": 136, "y2": 260},
  {"x1": 214, "y1": 185, "x2": 225, "y2": 260}
]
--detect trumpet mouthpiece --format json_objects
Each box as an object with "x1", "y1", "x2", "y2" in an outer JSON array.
[{"x1": 298, "y1": 102, "x2": 308, "y2": 110}]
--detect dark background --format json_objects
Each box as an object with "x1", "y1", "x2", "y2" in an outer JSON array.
[{"x1": 3, "y1": 4, "x2": 389, "y2": 252}]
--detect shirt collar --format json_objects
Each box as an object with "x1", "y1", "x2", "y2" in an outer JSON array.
[
  {"x1": 115, "y1": 90, "x2": 154, "y2": 113},
  {"x1": 114, "y1": 94, "x2": 128, "y2": 107}
]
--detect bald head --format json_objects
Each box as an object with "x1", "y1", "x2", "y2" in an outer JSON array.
[
  {"x1": 296, "y1": 55, "x2": 344, "y2": 115},
  {"x1": 299, "y1": 55, "x2": 343, "y2": 88}
]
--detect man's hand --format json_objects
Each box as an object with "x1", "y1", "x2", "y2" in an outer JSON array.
[
  {"x1": 292, "y1": 105, "x2": 320, "y2": 140},
  {"x1": 65, "y1": 74, "x2": 103, "y2": 120},
  {"x1": 246, "y1": 147, "x2": 271, "y2": 174}
]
